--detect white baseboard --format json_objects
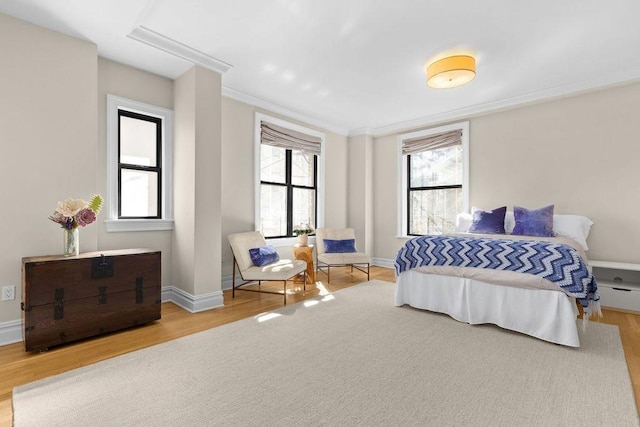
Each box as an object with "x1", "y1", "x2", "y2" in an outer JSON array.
[
  {"x1": 221, "y1": 274, "x2": 243, "y2": 291},
  {"x1": 372, "y1": 257, "x2": 395, "y2": 270},
  {"x1": 0, "y1": 319, "x2": 23, "y2": 347},
  {"x1": 161, "y1": 286, "x2": 224, "y2": 313}
]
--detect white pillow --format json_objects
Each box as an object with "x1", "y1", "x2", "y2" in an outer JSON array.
[
  {"x1": 455, "y1": 213, "x2": 472, "y2": 232},
  {"x1": 505, "y1": 211, "x2": 515, "y2": 233},
  {"x1": 553, "y1": 214, "x2": 593, "y2": 251}
]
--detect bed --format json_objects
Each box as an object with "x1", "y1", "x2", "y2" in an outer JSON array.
[{"x1": 394, "y1": 207, "x2": 601, "y2": 347}]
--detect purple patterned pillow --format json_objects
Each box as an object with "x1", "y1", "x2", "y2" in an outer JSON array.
[
  {"x1": 512, "y1": 205, "x2": 555, "y2": 237},
  {"x1": 468, "y1": 206, "x2": 506, "y2": 234}
]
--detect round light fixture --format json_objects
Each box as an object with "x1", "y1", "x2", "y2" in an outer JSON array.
[{"x1": 426, "y1": 55, "x2": 476, "y2": 89}]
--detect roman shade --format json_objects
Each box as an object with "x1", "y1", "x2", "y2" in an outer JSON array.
[
  {"x1": 402, "y1": 129, "x2": 462, "y2": 155},
  {"x1": 261, "y1": 122, "x2": 321, "y2": 156}
]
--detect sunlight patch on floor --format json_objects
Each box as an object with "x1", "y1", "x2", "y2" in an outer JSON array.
[
  {"x1": 304, "y1": 293, "x2": 335, "y2": 307},
  {"x1": 315, "y1": 281, "x2": 330, "y2": 296},
  {"x1": 256, "y1": 312, "x2": 281, "y2": 323},
  {"x1": 254, "y1": 281, "x2": 336, "y2": 322}
]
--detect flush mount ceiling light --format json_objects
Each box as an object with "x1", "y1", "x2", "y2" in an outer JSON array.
[{"x1": 426, "y1": 55, "x2": 476, "y2": 89}]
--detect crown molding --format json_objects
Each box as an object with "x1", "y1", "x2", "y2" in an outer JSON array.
[
  {"x1": 240, "y1": 70, "x2": 640, "y2": 139},
  {"x1": 222, "y1": 86, "x2": 350, "y2": 136},
  {"x1": 128, "y1": 26, "x2": 232, "y2": 75},
  {"x1": 227, "y1": 70, "x2": 640, "y2": 138},
  {"x1": 367, "y1": 71, "x2": 640, "y2": 137},
  {"x1": 347, "y1": 127, "x2": 373, "y2": 137}
]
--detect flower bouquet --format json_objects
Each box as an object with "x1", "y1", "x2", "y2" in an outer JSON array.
[
  {"x1": 293, "y1": 223, "x2": 315, "y2": 236},
  {"x1": 50, "y1": 195, "x2": 103, "y2": 256},
  {"x1": 293, "y1": 223, "x2": 314, "y2": 246}
]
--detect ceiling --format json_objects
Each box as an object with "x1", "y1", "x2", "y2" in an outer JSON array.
[{"x1": 3, "y1": 0, "x2": 640, "y2": 135}]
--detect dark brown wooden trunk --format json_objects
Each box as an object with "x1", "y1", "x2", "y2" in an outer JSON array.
[{"x1": 22, "y1": 249, "x2": 161, "y2": 352}]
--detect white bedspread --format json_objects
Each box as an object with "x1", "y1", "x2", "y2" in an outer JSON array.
[{"x1": 395, "y1": 270, "x2": 580, "y2": 347}]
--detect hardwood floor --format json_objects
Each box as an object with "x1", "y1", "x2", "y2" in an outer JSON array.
[{"x1": 1, "y1": 266, "x2": 638, "y2": 425}]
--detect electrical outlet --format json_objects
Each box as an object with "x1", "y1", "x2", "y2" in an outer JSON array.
[{"x1": 2, "y1": 285, "x2": 15, "y2": 301}]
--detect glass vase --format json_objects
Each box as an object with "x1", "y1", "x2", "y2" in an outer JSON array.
[{"x1": 63, "y1": 228, "x2": 79, "y2": 257}]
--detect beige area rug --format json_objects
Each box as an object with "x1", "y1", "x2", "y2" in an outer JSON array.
[{"x1": 13, "y1": 280, "x2": 639, "y2": 426}]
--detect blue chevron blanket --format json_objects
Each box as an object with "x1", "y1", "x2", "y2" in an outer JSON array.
[{"x1": 395, "y1": 235, "x2": 601, "y2": 318}]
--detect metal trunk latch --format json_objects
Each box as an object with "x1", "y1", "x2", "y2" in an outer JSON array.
[
  {"x1": 135, "y1": 277, "x2": 144, "y2": 304},
  {"x1": 54, "y1": 288, "x2": 64, "y2": 320}
]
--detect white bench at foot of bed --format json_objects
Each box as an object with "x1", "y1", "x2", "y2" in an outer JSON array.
[{"x1": 395, "y1": 269, "x2": 580, "y2": 347}]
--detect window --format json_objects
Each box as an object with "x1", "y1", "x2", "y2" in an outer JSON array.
[
  {"x1": 107, "y1": 95, "x2": 174, "y2": 232},
  {"x1": 255, "y1": 113, "x2": 325, "y2": 240},
  {"x1": 118, "y1": 110, "x2": 161, "y2": 218},
  {"x1": 398, "y1": 122, "x2": 469, "y2": 236}
]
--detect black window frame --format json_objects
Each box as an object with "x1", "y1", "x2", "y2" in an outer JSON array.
[
  {"x1": 117, "y1": 109, "x2": 162, "y2": 219},
  {"x1": 406, "y1": 153, "x2": 462, "y2": 236},
  {"x1": 260, "y1": 148, "x2": 318, "y2": 238}
]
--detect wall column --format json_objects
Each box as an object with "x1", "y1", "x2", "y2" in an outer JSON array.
[
  {"x1": 172, "y1": 65, "x2": 223, "y2": 310},
  {"x1": 347, "y1": 134, "x2": 374, "y2": 256}
]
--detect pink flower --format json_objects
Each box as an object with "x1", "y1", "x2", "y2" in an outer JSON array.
[{"x1": 75, "y1": 208, "x2": 96, "y2": 227}]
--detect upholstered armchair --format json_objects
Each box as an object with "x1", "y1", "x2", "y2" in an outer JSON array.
[
  {"x1": 228, "y1": 231, "x2": 307, "y2": 305},
  {"x1": 315, "y1": 227, "x2": 370, "y2": 283}
]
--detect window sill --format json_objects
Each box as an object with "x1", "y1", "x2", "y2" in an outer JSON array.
[
  {"x1": 105, "y1": 219, "x2": 175, "y2": 233},
  {"x1": 266, "y1": 236, "x2": 317, "y2": 247}
]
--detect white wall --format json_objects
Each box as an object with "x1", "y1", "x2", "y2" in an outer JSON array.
[
  {"x1": 97, "y1": 58, "x2": 174, "y2": 285},
  {"x1": 468, "y1": 82, "x2": 640, "y2": 262},
  {"x1": 220, "y1": 97, "x2": 255, "y2": 275},
  {"x1": 372, "y1": 133, "x2": 401, "y2": 260},
  {"x1": 0, "y1": 13, "x2": 98, "y2": 323},
  {"x1": 372, "y1": 81, "x2": 640, "y2": 263}
]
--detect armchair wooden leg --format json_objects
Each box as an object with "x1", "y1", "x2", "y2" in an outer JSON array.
[{"x1": 283, "y1": 280, "x2": 287, "y2": 305}]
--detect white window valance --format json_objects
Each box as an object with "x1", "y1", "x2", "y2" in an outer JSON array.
[
  {"x1": 261, "y1": 122, "x2": 321, "y2": 156},
  {"x1": 401, "y1": 129, "x2": 462, "y2": 155}
]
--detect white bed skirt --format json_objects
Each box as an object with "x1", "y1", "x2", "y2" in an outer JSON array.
[{"x1": 395, "y1": 270, "x2": 580, "y2": 347}]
